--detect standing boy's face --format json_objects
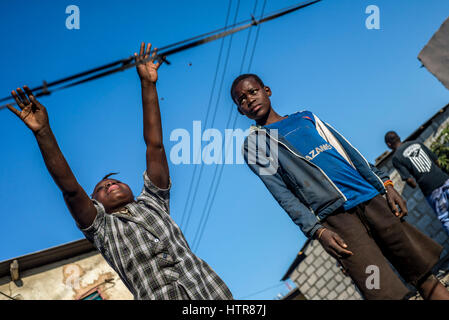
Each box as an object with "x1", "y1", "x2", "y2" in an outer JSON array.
[
  {"x1": 92, "y1": 179, "x2": 134, "y2": 213},
  {"x1": 232, "y1": 77, "x2": 272, "y2": 121}
]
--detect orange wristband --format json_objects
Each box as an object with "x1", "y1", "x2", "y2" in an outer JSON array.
[{"x1": 384, "y1": 180, "x2": 394, "y2": 187}]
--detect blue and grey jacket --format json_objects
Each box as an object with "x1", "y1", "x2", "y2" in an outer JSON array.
[{"x1": 242, "y1": 112, "x2": 389, "y2": 239}]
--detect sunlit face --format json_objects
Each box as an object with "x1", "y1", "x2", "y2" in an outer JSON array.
[
  {"x1": 92, "y1": 179, "x2": 134, "y2": 213},
  {"x1": 232, "y1": 77, "x2": 272, "y2": 121}
]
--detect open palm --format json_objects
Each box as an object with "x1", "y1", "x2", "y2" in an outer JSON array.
[
  {"x1": 135, "y1": 42, "x2": 162, "y2": 83},
  {"x1": 7, "y1": 86, "x2": 49, "y2": 133}
]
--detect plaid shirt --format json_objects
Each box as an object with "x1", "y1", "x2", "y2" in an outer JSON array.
[{"x1": 80, "y1": 172, "x2": 233, "y2": 300}]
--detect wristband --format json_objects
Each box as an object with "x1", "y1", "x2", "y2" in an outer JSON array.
[
  {"x1": 384, "y1": 180, "x2": 394, "y2": 188},
  {"x1": 317, "y1": 228, "x2": 327, "y2": 240}
]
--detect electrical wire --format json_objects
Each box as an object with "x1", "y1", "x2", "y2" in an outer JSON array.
[
  {"x1": 179, "y1": 0, "x2": 233, "y2": 230},
  {"x1": 0, "y1": 0, "x2": 322, "y2": 110},
  {"x1": 191, "y1": 0, "x2": 261, "y2": 251},
  {"x1": 192, "y1": 0, "x2": 267, "y2": 252},
  {"x1": 239, "y1": 282, "x2": 285, "y2": 299},
  {"x1": 182, "y1": 0, "x2": 241, "y2": 235}
]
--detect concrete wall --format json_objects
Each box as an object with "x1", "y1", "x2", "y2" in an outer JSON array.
[
  {"x1": 0, "y1": 251, "x2": 133, "y2": 300},
  {"x1": 379, "y1": 107, "x2": 449, "y2": 262},
  {"x1": 288, "y1": 105, "x2": 449, "y2": 300},
  {"x1": 289, "y1": 240, "x2": 362, "y2": 300}
]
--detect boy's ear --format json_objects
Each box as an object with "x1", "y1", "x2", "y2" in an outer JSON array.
[{"x1": 264, "y1": 86, "x2": 272, "y2": 97}]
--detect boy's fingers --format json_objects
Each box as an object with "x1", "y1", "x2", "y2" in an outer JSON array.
[
  {"x1": 28, "y1": 94, "x2": 40, "y2": 108},
  {"x1": 336, "y1": 246, "x2": 353, "y2": 257},
  {"x1": 23, "y1": 85, "x2": 33, "y2": 98},
  {"x1": 331, "y1": 242, "x2": 353, "y2": 257},
  {"x1": 332, "y1": 237, "x2": 353, "y2": 256},
  {"x1": 151, "y1": 47, "x2": 158, "y2": 58},
  {"x1": 11, "y1": 90, "x2": 24, "y2": 109},
  {"x1": 24, "y1": 86, "x2": 38, "y2": 105},
  {"x1": 134, "y1": 52, "x2": 143, "y2": 66},
  {"x1": 339, "y1": 249, "x2": 354, "y2": 257},
  {"x1": 388, "y1": 197, "x2": 399, "y2": 216},
  {"x1": 398, "y1": 208, "x2": 408, "y2": 219},
  {"x1": 333, "y1": 233, "x2": 348, "y2": 248},
  {"x1": 6, "y1": 104, "x2": 21, "y2": 117},
  {"x1": 150, "y1": 48, "x2": 158, "y2": 64},
  {"x1": 328, "y1": 248, "x2": 341, "y2": 259},
  {"x1": 17, "y1": 88, "x2": 30, "y2": 106},
  {"x1": 145, "y1": 43, "x2": 152, "y2": 58},
  {"x1": 398, "y1": 200, "x2": 408, "y2": 217},
  {"x1": 155, "y1": 55, "x2": 166, "y2": 69},
  {"x1": 139, "y1": 42, "x2": 145, "y2": 57}
]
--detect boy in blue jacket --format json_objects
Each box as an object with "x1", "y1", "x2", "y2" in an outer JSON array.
[{"x1": 232, "y1": 73, "x2": 449, "y2": 300}]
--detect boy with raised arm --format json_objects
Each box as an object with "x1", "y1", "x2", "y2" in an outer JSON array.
[{"x1": 6, "y1": 42, "x2": 233, "y2": 300}]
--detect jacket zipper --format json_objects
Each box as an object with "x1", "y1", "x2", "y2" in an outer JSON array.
[{"x1": 256, "y1": 129, "x2": 348, "y2": 202}]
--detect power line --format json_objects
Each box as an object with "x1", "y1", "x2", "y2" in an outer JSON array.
[
  {"x1": 190, "y1": 0, "x2": 260, "y2": 248},
  {"x1": 182, "y1": 0, "x2": 242, "y2": 235},
  {"x1": 193, "y1": 0, "x2": 267, "y2": 252},
  {"x1": 239, "y1": 282, "x2": 285, "y2": 300},
  {"x1": 0, "y1": 0, "x2": 322, "y2": 110},
  {"x1": 191, "y1": 0, "x2": 263, "y2": 251},
  {"x1": 179, "y1": 0, "x2": 233, "y2": 229},
  {"x1": 247, "y1": 0, "x2": 267, "y2": 71}
]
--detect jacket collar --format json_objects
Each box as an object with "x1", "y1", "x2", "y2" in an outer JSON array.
[
  {"x1": 249, "y1": 111, "x2": 301, "y2": 132},
  {"x1": 249, "y1": 124, "x2": 264, "y2": 132}
]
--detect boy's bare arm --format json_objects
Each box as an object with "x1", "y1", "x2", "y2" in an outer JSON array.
[
  {"x1": 7, "y1": 86, "x2": 97, "y2": 229},
  {"x1": 135, "y1": 42, "x2": 169, "y2": 189},
  {"x1": 406, "y1": 177, "x2": 417, "y2": 188}
]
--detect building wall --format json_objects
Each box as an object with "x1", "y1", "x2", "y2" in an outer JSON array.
[
  {"x1": 289, "y1": 240, "x2": 362, "y2": 300},
  {"x1": 378, "y1": 108, "x2": 449, "y2": 262},
  {"x1": 0, "y1": 251, "x2": 133, "y2": 300},
  {"x1": 288, "y1": 106, "x2": 449, "y2": 300}
]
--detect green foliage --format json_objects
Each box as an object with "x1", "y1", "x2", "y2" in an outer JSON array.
[{"x1": 431, "y1": 126, "x2": 449, "y2": 173}]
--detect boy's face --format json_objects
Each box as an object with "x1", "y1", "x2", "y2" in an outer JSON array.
[
  {"x1": 232, "y1": 77, "x2": 272, "y2": 121},
  {"x1": 92, "y1": 178, "x2": 134, "y2": 213}
]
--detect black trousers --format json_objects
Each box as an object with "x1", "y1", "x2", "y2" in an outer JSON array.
[{"x1": 322, "y1": 195, "x2": 443, "y2": 300}]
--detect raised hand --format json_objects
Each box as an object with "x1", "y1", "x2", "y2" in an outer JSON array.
[
  {"x1": 7, "y1": 86, "x2": 49, "y2": 134},
  {"x1": 134, "y1": 42, "x2": 163, "y2": 84}
]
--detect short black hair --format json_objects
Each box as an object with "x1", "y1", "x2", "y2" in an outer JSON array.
[
  {"x1": 101, "y1": 172, "x2": 119, "y2": 181},
  {"x1": 91, "y1": 172, "x2": 120, "y2": 197},
  {"x1": 230, "y1": 73, "x2": 265, "y2": 104},
  {"x1": 385, "y1": 131, "x2": 400, "y2": 145}
]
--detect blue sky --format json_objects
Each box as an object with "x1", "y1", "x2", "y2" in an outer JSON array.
[{"x1": 0, "y1": 0, "x2": 448, "y2": 300}]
